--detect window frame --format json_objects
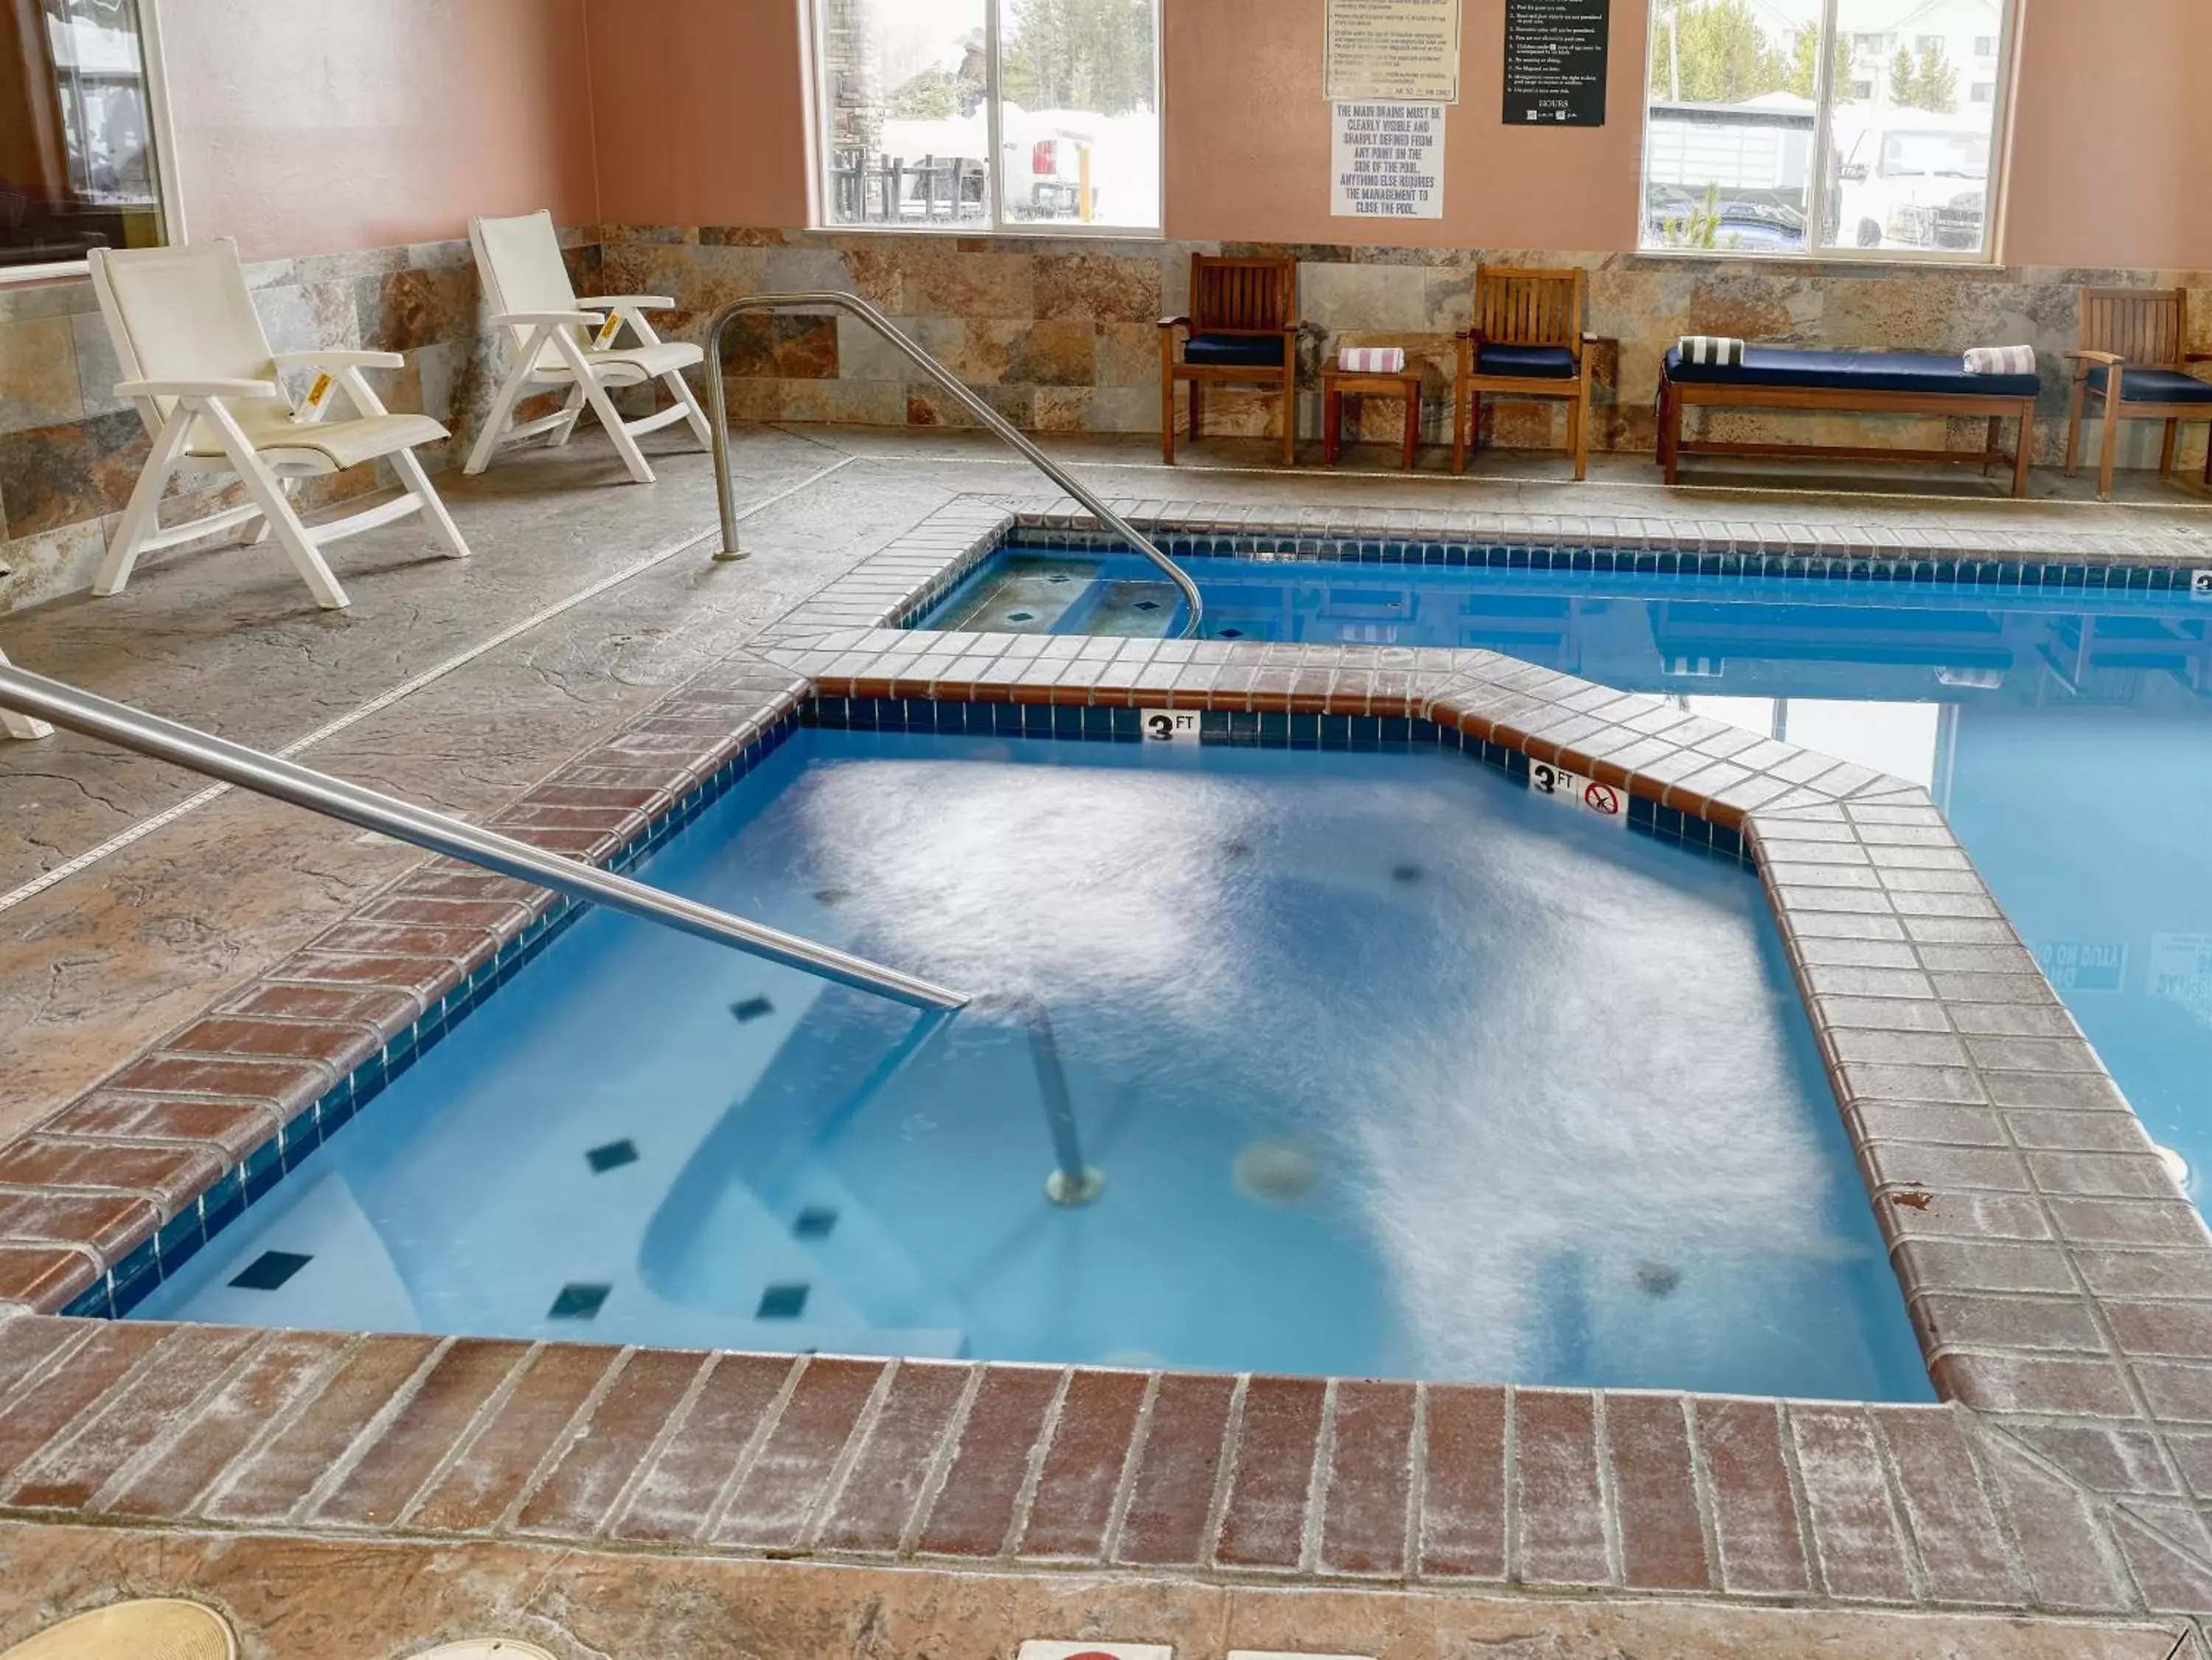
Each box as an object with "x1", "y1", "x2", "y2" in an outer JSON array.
[
  {"x1": 804, "y1": 0, "x2": 1166, "y2": 240},
  {"x1": 1, "y1": 0, "x2": 187, "y2": 285},
  {"x1": 1635, "y1": 0, "x2": 2020, "y2": 267}
]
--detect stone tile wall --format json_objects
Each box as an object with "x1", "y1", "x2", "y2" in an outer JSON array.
[
  {"x1": 0, "y1": 235, "x2": 598, "y2": 616},
  {"x1": 596, "y1": 224, "x2": 2212, "y2": 470},
  {"x1": 6, "y1": 223, "x2": 2208, "y2": 616}
]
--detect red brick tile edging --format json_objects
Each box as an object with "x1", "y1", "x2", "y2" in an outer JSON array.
[{"x1": 6, "y1": 497, "x2": 2212, "y2": 1619}]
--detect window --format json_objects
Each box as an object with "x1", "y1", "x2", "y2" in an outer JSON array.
[
  {"x1": 1641, "y1": 0, "x2": 2012, "y2": 259},
  {"x1": 1, "y1": 0, "x2": 173, "y2": 273},
  {"x1": 813, "y1": 0, "x2": 1161, "y2": 234},
  {"x1": 1973, "y1": 35, "x2": 1996, "y2": 56}
]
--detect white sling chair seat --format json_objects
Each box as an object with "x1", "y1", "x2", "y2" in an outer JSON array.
[
  {"x1": 88, "y1": 241, "x2": 470, "y2": 610},
  {"x1": 466, "y1": 209, "x2": 713, "y2": 484},
  {"x1": 183, "y1": 408, "x2": 453, "y2": 471}
]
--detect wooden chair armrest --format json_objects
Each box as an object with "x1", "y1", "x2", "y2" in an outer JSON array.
[
  {"x1": 2188, "y1": 352, "x2": 2212, "y2": 364},
  {"x1": 1456, "y1": 328, "x2": 1487, "y2": 343},
  {"x1": 1158, "y1": 315, "x2": 1191, "y2": 332},
  {"x1": 1580, "y1": 332, "x2": 1609, "y2": 346},
  {"x1": 2065, "y1": 349, "x2": 2123, "y2": 365}
]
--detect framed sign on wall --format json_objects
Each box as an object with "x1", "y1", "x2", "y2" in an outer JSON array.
[
  {"x1": 1325, "y1": 0, "x2": 1464, "y2": 104},
  {"x1": 1503, "y1": 0, "x2": 1610, "y2": 126}
]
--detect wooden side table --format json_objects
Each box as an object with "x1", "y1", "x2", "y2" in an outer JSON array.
[{"x1": 1321, "y1": 361, "x2": 1425, "y2": 468}]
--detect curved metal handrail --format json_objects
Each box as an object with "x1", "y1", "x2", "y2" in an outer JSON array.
[
  {"x1": 702, "y1": 290, "x2": 1203, "y2": 638},
  {"x1": 0, "y1": 662, "x2": 967, "y2": 1012}
]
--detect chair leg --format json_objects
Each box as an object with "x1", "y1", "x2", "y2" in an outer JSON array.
[
  {"x1": 2012, "y1": 411, "x2": 2034, "y2": 498},
  {"x1": 1158, "y1": 338, "x2": 1177, "y2": 465},
  {"x1": 2098, "y1": 403, "x2": 2122, "y2": 502},
  {"x1": 1570, "y1": 394, "x2": 1588, "y2": 482},
  {"x1": 1984, "y1": 416, "x2": 2003, "y2": 475},
  {"x1": 94, "y1": 408, "x2": 196, "y2": 597},
  {"x1": 1451, "y1": 382, "x2": 1467, "y2": 475},
  {"x1": 0, "y1": 649, "x2": 54, "y2": 740},
  {"x1": 571, "y1": 364, "x2": 658, "y2": 485},
  {"x1": 467, "y1": 351, "x2": 541, "y2": 476},
  {"x1": 389, "y1": 448, "x2": 472, "y2": 560},
  {"x1": 1324, "y1": 383, "x2": 1341, "y2": 466},
  {"x1": 664, "y1": 369, "x2": 715, "y2": 450},
  {"x1": 1401, "y1": 387, "x2": 1419, "y2": 470},
  {"x1": 1189, "y1": 380, "x2": 1203, "y2": 450},
  {"x1": 2161, "y1": 418, "x2": 2179, "y2": 476},
  {"x1": 549, "y1": 384, "x2": 588, "y2": 447},
  {"x1": 1280, "y1": 376, "x2": 1295, "y2": 469},
  {"x1": 2064, "y1": 378, "x2": 2086, "y2": 475}
]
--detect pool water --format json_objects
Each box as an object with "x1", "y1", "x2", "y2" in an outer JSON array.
[
  {"x1": 936, "y1": 549, "x2": 2212, "y2": 1204},
  {"x1": 136, "y1": 730, "x2": 1928, "y2": 1398}
]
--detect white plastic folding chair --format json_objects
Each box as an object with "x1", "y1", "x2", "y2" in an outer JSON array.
[
  {"x1": 466, "y1": 209, "x2": 712, "y2": 484},
  {"x1": 88, "y1": 241, "x2": 470, "y2": 610},
  {"x1": 0, "y1": 647, "x2": 53, "y2": 739}
]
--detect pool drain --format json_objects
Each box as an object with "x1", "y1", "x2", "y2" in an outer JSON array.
[{"x1": 1235, "y1": 1140, "x2": 1319, "y2": 1204}]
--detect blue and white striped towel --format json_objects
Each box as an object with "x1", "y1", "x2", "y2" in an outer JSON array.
[
  {"x1": 1964, "y1": 344, "x2": 2036, "y2": 376},
  {"x1": 1337, "y1": 347, "x2": 1407, "y2": 373},
  {"x1": 1677, "y1": 335, "x2": 1747, "y2": 366}
]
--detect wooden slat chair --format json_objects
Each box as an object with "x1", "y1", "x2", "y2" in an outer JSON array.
[
  {"x1": 2067, "y1": 287, "x2": 2212, "y2": 500},
  {"x1": 1159, "y1": 255, "x2": 1299, "y2": 467},
  {"x1": 1453, "y1": 267, "x2": 1599, "y2": 479}
]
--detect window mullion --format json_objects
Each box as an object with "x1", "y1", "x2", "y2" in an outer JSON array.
[
  {"x1": 1807, "y1": 0, "x2": 1842, "y2": 254},
  {"x1": 985, "y1": 0, "x2": 1006, "y2": 233}
]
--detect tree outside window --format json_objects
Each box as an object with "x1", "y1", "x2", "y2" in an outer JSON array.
[
  {"x1": 816, "y1": 0, "x2": 1159, "y2": 233},
  {"x1": 1641, "y1": 0, "x2": 2010, "y2": 260}
]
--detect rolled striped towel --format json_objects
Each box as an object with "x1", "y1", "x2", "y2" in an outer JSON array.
[
  {"x1": 1677, "y1": 335, "x2": 1746, "y2": 366},
  {"x1": 1337, "y1": 346, "x2": 1407, "y2": 373},
  {"x1": 1964, "y1": 344, "x2": 2036, "y2": 376}
]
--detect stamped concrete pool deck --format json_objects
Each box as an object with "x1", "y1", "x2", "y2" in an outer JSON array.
[{"x1": 4, "y1": 425, "x2": 2212, "y2": 1657}]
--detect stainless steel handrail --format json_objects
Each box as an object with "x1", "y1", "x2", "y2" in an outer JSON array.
[
  {"x1": 702, "y1": 290, "x2": 1204, "y2": 638},
  {"x1": 0, "y1": 663, "x2": 967, "y2": 1012}
]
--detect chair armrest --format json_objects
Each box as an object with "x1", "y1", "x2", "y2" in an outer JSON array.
[
  {"x1": 2188, "y1": 352, "x2": 2212, "y2": 364},
  {"x1": 1456, "y1": 329, "x2": 1488, "y2": 343},
  {"x1": 576, "y1": 295, "x2": 675, "y2": 311},
  {"x1": 115, "y1": 377, "x2": 279, "y2": 400},
  {"x1": 492, "y1": 310, "x2": 602, "y2": 328},
  {"x1": 2065, "y1": 349, "x2": 2123, "y2": 365},
  {"x1": 271, "y1": 350, "x2": 406, "y2": 372},
  {"x1": 1158, "y1": 315, "x2": 1191, "y2": 332}
]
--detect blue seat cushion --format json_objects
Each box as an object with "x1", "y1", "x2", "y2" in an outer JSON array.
[
  {"x1": 2085, "y1": 365, "x2": 2212, "y2": 405},
  {"x1": 1475, "y1": 343, "x2": 1576, "y2": 379},
  {"x1": 1663, "y1": 346, "x2": 2041, "y2": 400},
  {"x1": 1180, "y1": 332, "x2": 1287, "y2": 369}
]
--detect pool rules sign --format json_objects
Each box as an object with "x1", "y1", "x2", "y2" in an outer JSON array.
[
  {"x1": 1332, "y1": 102, "x2": 1447, "y2": 220},
  {"x1": 1503, "y1": 0, "x2": 1610, "y2": 126}
]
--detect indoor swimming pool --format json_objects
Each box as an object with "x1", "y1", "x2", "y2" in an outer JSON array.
[
  {"x1": 932, "y1": 545, "x2": 2212, "y2": 1203},
  {"x1": 132, "y1": 727, "x2": 1928, "y2": 1400}
]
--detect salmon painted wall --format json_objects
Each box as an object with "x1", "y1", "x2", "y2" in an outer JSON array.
[
  {"x1": 2003, "y1": 0, "x2": 2212, "y2": 269},
  {"x1": 1161, "y1": 0, "x2": 1645, "y2": 249},
  {"x1": 583, "y1": 0, "x2": 812, "y2": 229},
  {"x1": 160, "y1": 0, "x2": 599, "y2": 262},
  {"x1": 585, "y1": 0, "x2": 2208, "y2": 270}
]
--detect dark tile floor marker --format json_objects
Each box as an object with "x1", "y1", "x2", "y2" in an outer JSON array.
[
  {"x1": 549, "y1": 1283, "x2": 611, "y2": 1320},
  {"x1": 731, "y1": 996, "x2": 774, "y2": 1022},
  {"x1": 757, "y1": 1283, "x2": 810, "y2": 1319},
  {"x1": 228, "y1": 1250, "x2": 312, "y2": 1291},
  {"x1": 585, "y1": 1138, "x2": 639, "y2": 1173}
]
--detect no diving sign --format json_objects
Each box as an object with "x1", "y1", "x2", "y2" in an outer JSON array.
[
  {"x1": 1531, "y1": 759, "x2": 1629, "y2": 827},
  {"x1": 2191, "y1": 569, "x2": 2212, "y2": 599}
]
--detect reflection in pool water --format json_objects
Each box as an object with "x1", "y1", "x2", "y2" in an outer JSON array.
[{"x1": 933, "y1": 551, "x2": 2212, "y2": 1205}]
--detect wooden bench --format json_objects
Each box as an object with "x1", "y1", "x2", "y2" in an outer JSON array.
[{"x1": 1658, "y1": 347, "x2": 2040, "y2": 497}]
